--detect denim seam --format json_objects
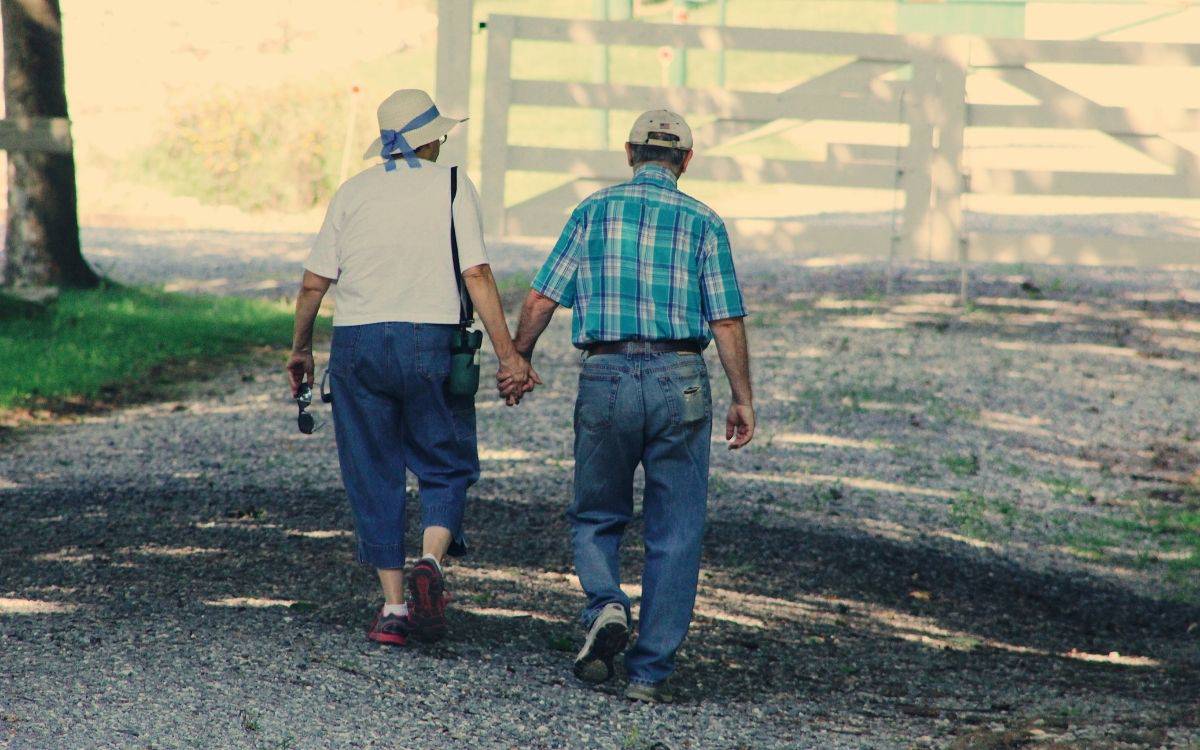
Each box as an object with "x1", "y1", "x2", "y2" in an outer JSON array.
[{"x1": 656, "y1": 375, "x2": 681, "y2": 427}]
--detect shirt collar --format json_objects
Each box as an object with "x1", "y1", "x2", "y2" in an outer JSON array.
[{"x1": 632, "y1": 163, "x2": 679, "y2": 189}]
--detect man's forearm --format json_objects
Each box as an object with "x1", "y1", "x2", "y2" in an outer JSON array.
[
  {"x1": 462, "y1": 265, "x2": 517, "y2": 361},
  {"x1": 710, "y1": 317, "x2": 753, "y2": 405},
  {"x1": 513, "y1": 290, "x2": 559, "y2": 358}
]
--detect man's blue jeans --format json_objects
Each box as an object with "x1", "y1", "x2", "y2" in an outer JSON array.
[
  {"x1": 570, "y1": 350, "x2": 712, "y2": 686},
  {"x1": 328, "y1": 323, "x2": 478, "y2": 569}
]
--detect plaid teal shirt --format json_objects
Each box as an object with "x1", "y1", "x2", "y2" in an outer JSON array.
[{"x1": 531, "y1": 164, "x2": 747, "y2": 348}]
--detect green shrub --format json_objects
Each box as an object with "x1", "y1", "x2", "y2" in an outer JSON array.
[{"x1": 139, "y1": 85, "x2": 346, "y2": 212}]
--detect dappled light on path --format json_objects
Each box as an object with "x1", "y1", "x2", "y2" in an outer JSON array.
[
  {"x1": 772, "y1": 433, "x2": 891, "y2": 451},
  {"x1": 724, "y1": 469, "x2": 958, "y2": 500},
  {"x1": 3, "y1": 263, "x2": 1200, "y2": 746},
  {"x1": 119, "y1": 544, "x2": 224, "y2": 558},
  {"x1": 0, "y1": 598, "x2": 78, "y2": 615},
  {"x1": 285, "y1": 529, "x2": 352, "y2": 540},
  {"x1": 204, "y1": 597, "x2": 297, "y2": 609}
]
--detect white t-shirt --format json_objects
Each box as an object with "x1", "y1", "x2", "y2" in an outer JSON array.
[{"x1": 304, "y1": 161, "x2": 489, "y2": 326}]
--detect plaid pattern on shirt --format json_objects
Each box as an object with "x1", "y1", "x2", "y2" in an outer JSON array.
[{"x1": 531, "y1": 164, "x2": 747, "y2": 348}]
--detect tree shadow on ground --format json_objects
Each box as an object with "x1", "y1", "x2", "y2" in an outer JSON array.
[{"x1": 3, "y1": 482, "x2": 1197, "y2": 716}]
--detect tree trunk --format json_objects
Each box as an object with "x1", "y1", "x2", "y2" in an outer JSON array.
[{"x1": 1, "y1": 0, "x2": 96, "y2": 288}]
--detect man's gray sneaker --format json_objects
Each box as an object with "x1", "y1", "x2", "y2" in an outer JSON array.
[
  {"x1": 573, "y1": 602, "x2": 629, "y2": 684},
  {"x1": 625, "y1": 680, "x2": 675, "y2": 704}
]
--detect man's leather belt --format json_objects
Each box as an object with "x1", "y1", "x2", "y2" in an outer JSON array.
[{"x1": 586, "y1": 340, "x2": 703, "y2": 355}]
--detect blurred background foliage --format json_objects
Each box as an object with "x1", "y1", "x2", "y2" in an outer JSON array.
[
  {"x1": 124, "y1": 0, "x2": 894, "y2": 214},
  {"x1": 138, "y1": 85, "x2": 344, "y2": 212}
]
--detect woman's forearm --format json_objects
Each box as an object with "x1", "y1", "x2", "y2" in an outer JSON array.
[{"x1": 462, "y1": 264, "x2": 517, "y2": 361}]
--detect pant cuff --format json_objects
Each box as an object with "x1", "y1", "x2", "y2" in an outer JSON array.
[
  {"x1": 420, "y1": 490, "x2": 467, "y2": 542},
  {"x1": 356, "y1": 540, "x2": 406, "y2": 569}
]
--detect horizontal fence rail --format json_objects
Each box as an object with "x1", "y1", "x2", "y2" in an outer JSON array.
[
  {"x1": 481, "y1": 14, "x2": 927, "y2": 263},
  {"x1": 480, "y1": 13, "x2": 1200, "y2": 279}
]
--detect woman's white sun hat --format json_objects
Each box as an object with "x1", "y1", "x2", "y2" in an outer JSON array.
[{"x1": 362, "y1": 89, "x2": 466, "y2": 170}]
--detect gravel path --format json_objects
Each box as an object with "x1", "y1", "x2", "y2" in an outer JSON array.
[{"x1": 2, "y1": 230, "x2": 1200, "y2": 748}]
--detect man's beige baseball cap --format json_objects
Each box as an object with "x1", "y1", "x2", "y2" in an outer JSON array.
[{"x1": 627, "y1": 109, "x2": 693, "y2": 150}]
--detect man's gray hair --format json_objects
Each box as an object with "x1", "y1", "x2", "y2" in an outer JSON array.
[{"x1": 629, "y1": 132, "x2": 688, "y2": 169}]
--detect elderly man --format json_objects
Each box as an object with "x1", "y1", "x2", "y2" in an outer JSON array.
[
  {"x1": 288, "y1": 89, "x2": 536, "y2": 646},
  {"x1": 508, "y1": 110, "x2": 755, "y2": 702}
]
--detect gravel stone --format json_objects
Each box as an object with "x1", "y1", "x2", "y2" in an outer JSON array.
[{"x1": 1, "y1": 229, "x2": 1198, "y2": 748}]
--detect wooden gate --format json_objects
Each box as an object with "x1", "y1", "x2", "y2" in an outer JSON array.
[{"x1": 478, "y1": 14, "x2": 1200, "y2": 275}]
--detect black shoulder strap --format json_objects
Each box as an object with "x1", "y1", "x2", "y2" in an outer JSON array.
[{"x1": 449, "y1": 166, "x2": 473, "y2": 327}]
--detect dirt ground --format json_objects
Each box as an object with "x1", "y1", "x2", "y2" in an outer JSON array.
[{"x1": 1, "y1": 238, "x2": 1199, "y2": 748}]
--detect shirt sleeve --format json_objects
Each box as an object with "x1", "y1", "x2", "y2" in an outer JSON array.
[
  {"x1": 304, "y1": 188, "x2": 342, "y2": 280},
  {"x1": 530, "y1": 204, "x2": 586, "y2": 308},
  {"x1": 452, "y1": 171, "x2": 490, "y2": 271},
  {"x1": 698, "y1": 218, "x2": 747, "y2": 322}
]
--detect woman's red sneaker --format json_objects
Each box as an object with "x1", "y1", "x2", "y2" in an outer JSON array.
[{"x1": 366, "y1": 610, "x2": 410, "y2": 646}]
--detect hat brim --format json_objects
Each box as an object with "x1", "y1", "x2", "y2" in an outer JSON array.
[{"x1": 362, "y1": 116, "x2": 467, "y2": 160}]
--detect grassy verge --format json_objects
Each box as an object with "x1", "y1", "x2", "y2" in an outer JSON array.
[{"x1": 0, "y1": 285, "x2": 321, "y2": 415}]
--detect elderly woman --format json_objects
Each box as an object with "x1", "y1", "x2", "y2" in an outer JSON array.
[{"x1": 287, "y1": 89, "x2": 535, "y2": 646}]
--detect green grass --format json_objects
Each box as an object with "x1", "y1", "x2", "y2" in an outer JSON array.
[
  {"x1": 1051, "y1": 495, "x2": 1200, "y2": 591},
  {"x1": 1042, "y1": 474, "x2": 1093, "y2": 503},
  {"x1": 948, "y1": 490, "x2": 1021, "y2": 540},
  {"x1": 949, "y1": 491, "x2": 991, "y2": 538},
  {"x1": 941, "y1": 451, "x2": 980, "y2": 477},
  {"x1": 0, "y1": 286, "x2": 315, "y2": 411}
]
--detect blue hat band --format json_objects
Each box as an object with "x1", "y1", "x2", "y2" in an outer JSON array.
[{"x1": 381, "y1": 105, "x2": 442, "y2": 171}]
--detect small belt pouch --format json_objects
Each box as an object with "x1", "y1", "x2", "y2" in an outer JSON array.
[{"x1": 449, "y1": 327, "x2": 484, "y2": 397}]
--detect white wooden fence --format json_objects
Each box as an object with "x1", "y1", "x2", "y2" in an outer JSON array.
[
  {"x1": 963, "y1": 37, "x2": 1200, "y2": 266},
  {"x1": 480, "y1": 14, "x2": 1200, "y2": 272}
]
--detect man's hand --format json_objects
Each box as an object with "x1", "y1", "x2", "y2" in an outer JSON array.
[
  {"x1": 726, "y1": 403, "x2": 756, "y2": 450},
  {"x1": 710, "y1": 317, "x2": 754, "y2": 449},
  {"x1": 286, "y1": 350, "x2": 314, "y2": 396},
  {"x1": 497, "y1": 353, "x2": 541, "y2": 406}
]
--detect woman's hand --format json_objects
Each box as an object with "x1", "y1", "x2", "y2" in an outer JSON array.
[{"x1": 286, "y1": 350, "x2": 315, "y2": 396}]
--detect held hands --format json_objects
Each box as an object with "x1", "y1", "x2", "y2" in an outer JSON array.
[
  {"x1": 496, "y1": 353, "x2": 541, "y2": 406},
  {"x1": 726, "y1": 402, "x2": 756, "y2": 450},
  {"x1": 286, "y1": 350, "x2": 315, "y2": 397}
]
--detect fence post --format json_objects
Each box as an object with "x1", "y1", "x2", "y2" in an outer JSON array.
[
  {"x1": 931, "y1": 37, "x2": 969, "y2": 302},
  {"x1": 899, "y1": 36, "x2": 968, "y2": 298},
  {"x1": 436, "y1": 0, "x2": 475, "y2": 168},
  {"x1": 481, "y1": 15, "x2": 515, "y2": 238},
  {"x1": 900, "y1": 43, "x2": 937, "y2": 264}
]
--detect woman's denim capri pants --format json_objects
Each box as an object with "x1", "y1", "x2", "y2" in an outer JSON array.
[{"x1": 327, "y1": 322, "x2": 477, "y2": 568}]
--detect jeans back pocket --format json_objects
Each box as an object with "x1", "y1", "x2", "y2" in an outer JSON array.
[
  {"x1": 416, "y1": 325, "x2": 453, "y2": 382},
  {"x1": 680, "y1": 383, "x2": 707, "y2": 423},
  {"x1": 576, "y1": 372, "x2": 620, "y2": 431},
  {"x1": 662, "y1": 367, "x2": 711, "y2": 427}
]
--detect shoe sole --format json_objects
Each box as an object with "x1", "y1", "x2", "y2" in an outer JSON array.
[
  {"x1": 407, "y1": 566, "x2": 447, "y2": 643},
  {"x1": 573, "y1": 621, "x2": 629, "y2": 684},
  {"x1": 366, "y1": 631, "x2": 407, "y2": 647}
]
